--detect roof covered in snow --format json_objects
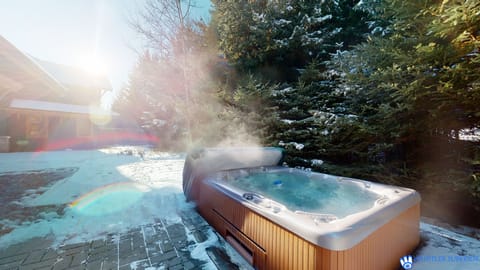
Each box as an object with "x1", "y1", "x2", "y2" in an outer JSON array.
[
  {"x1": 33, "y1": 58, "x2": 111, "y2": 93},
  {"x1": 0, "y1": 35, "x2": 65, "y2": 105},
  {"x1": 0, "y1": 35, "x2": 111, "y2": 107},
  {"x1": 9, "y1": 98, "x2": 117, "y2": 116}
]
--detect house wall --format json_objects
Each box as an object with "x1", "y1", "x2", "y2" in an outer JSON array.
[
  {"x1": 3, "y1": 109, "x2": 152, "y2": 152},
  {"x1": 5, "y1": 110, "x2": 93, "y2": 152},
  {"x1": 0, "y1": 112, "x2": 8, "y2": 135}
]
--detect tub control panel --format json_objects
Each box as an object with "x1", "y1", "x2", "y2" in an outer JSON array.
[{"x1": 242, "y1": 192, "x2": 285, "y2": 214}]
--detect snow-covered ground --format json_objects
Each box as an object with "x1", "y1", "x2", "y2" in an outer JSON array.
[
  {"x1": 0, "y1": 147, "x2": 479, "y2": 270},
  {"x1": 0, "y1": 147, "x2": 188, "y2": 246},
  {"x1": 416, "y1": 223, "x2": 480, "y2": 269},
  {"x1": 0, "y1": 147, "x2": 252, "y2": 269}
]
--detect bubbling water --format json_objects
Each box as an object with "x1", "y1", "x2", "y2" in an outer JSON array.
[{"x1": 228, "y1": 171, "x2": 380, "y2": 218}]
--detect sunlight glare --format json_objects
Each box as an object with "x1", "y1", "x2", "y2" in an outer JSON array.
[
  {"x1": 76, "y1": 54, "x2": 108, "y2": 76},
  {"x1": 89, "y1": 105, "x2": 112, "y2": 126}
]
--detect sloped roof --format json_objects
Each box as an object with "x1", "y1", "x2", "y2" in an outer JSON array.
[
  {"x1": 33, "y1": 58, "x2": 111, "y2": 93},
  {"x1": 0, "y1": 35, "x2": 66, "y2": 105},
  {"x1": 0, "y1": 35, "x2": 112, "y2": 107}
]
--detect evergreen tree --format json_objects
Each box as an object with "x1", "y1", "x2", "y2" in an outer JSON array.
[
  {"x1": 213, "y1": 0, "x2": 370, "y2": 81},
  {"x1": 335, "y1": 0, "x2": 480, "y2": 195},
  {"x1": 212, "y1": 0, "x2": 372, "y2": 167},
  {"x1": 337, "y1": 0, "x2": 480, "y2": 153}
]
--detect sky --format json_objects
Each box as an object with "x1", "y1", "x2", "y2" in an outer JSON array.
[{"x1": 0, "y1": 0, "x2": 211, "y2": 95}]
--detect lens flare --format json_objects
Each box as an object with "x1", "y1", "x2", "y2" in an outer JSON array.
[
  {"x1": 89, "y1": 106, "x2": 112, "y2": 126},
  {"x1": 70, "y1": 182, "x2": 150, "y2": 216}
]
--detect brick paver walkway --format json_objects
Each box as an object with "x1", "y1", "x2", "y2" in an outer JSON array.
[{"x1": 0, "y1": 210, "x2": 241, "y2": 270}]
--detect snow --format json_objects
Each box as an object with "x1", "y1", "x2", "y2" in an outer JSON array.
[
  {"x1": 414, "y1": 223, "x2": 480, "y2": 269},
  {"x1": 459, "y1": 128, "x2": 480, "y2": 142},
  {"x1": 311, "y1": 110, "x2": 340, "y2": 126},
  {"x1": 294, "y1": 143, "x2": 305, "y2": 150},
  {"x1": 312, "y1": 14, "x2": 332, "y2": 24},
  {"x1": 280, "y1": 119, "x2": 294, "y2": 124},
  {"x1": 152, "y1": 119, "x2": 167, "y2": 127},
  {"x1": 289, "y1": 25, "x2": 301, "y2": 40},
  {"x1": 371, "y1": 26, "x2": 385, "y2": 35},
  {"x1": 252, "y1": 12, "x2": 265, "y2": 22},
  {"x1": 1, "y1": 147, "x2": 480, "y2": 270},
  {"x1": 302, "y1": 36, "x2": 324, "y2": 45},
  {"x1": 271, "y1": 87, "x2": 294, "y2": 96},
  {"x1": 332, "y1": 27, "x2": 343, "y2": 35},
  {"x1": 278, "y1": 141, "x2": 304, "y2": 150},
  {"x1": 0, "y1": 148, "x2": 187, "y2": 247},
  {"x1": 274, "y1": 39, "x2": 289, "y2": 47},
  {"x1": 187, "y1": 228, "x2": 218, "y2": 270},
  {"x1": 9, "y1": 99, "x2": 117, "y2": 116},
  {"x1": 274, "y1": 19, "x2": 291, "y2": 26},
  {"x1": 311, "y1": 159, "x2": 324, "y2": 166},
  {"x1": 355, "y1": 0, "x2": 364, "y2": 7}
]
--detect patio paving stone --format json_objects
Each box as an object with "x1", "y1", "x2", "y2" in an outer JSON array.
[{"x1": 0, "y1": 211, "x2": 244, "y2": 270}]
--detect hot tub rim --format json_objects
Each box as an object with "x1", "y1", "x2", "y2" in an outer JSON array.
[{"x1": 204, "y1": 167, "x2": 421, "y2": 251}]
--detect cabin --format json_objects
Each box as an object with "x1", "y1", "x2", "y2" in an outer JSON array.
[{"x1": 0, "y1": 35, "x2": 116, "y2": 152}]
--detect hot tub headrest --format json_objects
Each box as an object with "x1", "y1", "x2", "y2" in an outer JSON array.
[{"x1": 183, "y1": 147, "x2": 284, "y2": 200}]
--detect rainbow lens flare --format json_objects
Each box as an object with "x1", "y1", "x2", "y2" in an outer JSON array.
[{"x1": 69, "y1": 182, "x2": 150, "y2": 216}]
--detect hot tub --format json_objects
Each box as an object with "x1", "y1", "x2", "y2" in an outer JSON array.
[{"x1": 183, "y1": 148, "x2": 420, "y2": 270}]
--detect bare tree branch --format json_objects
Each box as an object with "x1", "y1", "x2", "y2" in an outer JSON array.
[{"x1": 127, "y1": 0, "x2": 205, "y2": 145}]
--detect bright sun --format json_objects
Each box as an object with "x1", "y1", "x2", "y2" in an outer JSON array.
[{"x1": 76, "y1": 54, "x2": 108, "y2": 76}]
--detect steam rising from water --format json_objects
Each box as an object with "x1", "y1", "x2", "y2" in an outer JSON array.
[
  {"x1": 129, "y1": 1, "x2": 266, "y2": 151},
  {"x1": 172, "y1": 45, "x2": 264, "y2": 151}
]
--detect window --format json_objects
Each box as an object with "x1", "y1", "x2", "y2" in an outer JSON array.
[{"x1": 26, "y1": 115, "x2": 47, "y2": 138}]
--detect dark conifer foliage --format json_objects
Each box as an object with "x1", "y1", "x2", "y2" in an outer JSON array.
[
  {"x1": 119, "y1": 0, "x2": 480, "y2": 206},
  {"x1": 212, "y1": 0, "x2": 372, "y2": 167}
]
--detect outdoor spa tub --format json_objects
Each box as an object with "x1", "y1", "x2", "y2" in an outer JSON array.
[{"x1": 183, "y1": 147, "x2": 420, "y2": 270}]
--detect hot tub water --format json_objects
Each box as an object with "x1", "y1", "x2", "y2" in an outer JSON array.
[{"x1": 227, "y1": 171, "x2": 381, "y2": 218}]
